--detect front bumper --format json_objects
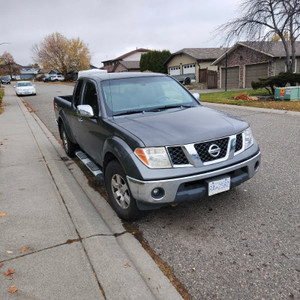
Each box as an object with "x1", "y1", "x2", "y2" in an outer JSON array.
[
  {"x1": 127, "y1": 151, "x2": 261, "y2": 210},
  {"x1": 16, "y1": 90, "x2": 35, "y2": 95}
]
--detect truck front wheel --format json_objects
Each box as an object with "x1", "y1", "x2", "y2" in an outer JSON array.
[
  {"x1": 60, "y1": 124, "x2": 77, "y2": 157},
  {"x1": 105, "y1": 160, "x2": 140, "y2": 221}
]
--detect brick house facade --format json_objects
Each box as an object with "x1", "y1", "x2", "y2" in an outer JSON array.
[{"x1": 213, "y1": 41, "x2": 300, "y2": 89}]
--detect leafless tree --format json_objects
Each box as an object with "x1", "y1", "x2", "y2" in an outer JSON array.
[{"x1": 218, "y1": 0, "x2": 300, "y2": 72}]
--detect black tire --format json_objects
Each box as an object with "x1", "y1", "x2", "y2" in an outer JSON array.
[
  {"x1": 60, "y1": 124, "x2": 77, "y2": 157},
  {"x1": 105, "y1": 160, "x2": 140, "y2": 221},
  {"x1": 184, "y1": 77, "x2": 191, "y2": 85}
]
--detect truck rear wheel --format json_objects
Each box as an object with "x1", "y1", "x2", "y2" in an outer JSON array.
[
  {"x1": 60, "y1": 124, "x2": 77, "y2": 157},
  {"x1": 105, "y1": 160, "x2": 140, "y2": 221}
]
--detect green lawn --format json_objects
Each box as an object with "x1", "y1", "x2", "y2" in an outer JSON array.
[
  {"x1": 200, "y1": 89, "x2": 300, "y2": 112},
  {"x1": 0, "y1": 88, "x2": 4, "y2": 114}
]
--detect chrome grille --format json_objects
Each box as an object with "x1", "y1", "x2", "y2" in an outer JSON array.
[
  {"x1": 194, "y1": 137, "x2": 229, "y2": 162},
  {"x1": 168, "y1": 146, "x2": 189, "y2": 165},
  {"x1": 235, "y1": 133, "x2": 243, "y2": 152}
]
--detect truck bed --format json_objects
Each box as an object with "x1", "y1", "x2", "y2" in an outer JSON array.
[{"x1": 54, "y1": 95, "x2": 73, "y2": 120}]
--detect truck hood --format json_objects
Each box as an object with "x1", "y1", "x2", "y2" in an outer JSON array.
[{"x1": 114, "y1": 106, "x2": 248, "y2": 147}]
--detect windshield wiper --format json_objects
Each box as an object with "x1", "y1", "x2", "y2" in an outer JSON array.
[
  {"x1": 113, "y1": 105, "x2": 193, "y2": 116},
  {"x1": 147, "y1": 104, "x2": 193, "y2": 112},
  {"x1": 113, "y1": 109, "x2": 146, "y2": 116}
]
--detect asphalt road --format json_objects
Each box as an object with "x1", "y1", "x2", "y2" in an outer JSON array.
[{"x1": 17, "y1": 82, "x2": 300, "y2": 299}]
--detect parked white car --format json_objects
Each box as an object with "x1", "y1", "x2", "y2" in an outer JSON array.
[
  {"x1": 15, "y1": 81, "x2": 36, "y2": 96},
  {"x1": 51, "y1": 75, "x2": 64, "y2": 81}
]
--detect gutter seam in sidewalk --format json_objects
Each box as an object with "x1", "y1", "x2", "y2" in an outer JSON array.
[{"x1": 0, "y1": 232, "x2": 127, "y2": 265}]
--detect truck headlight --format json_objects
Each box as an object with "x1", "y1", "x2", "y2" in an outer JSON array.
[
  {"x1": 134, "y1": 147, "x2": 172, "y2": 168},
  {"x1": 244, "y1": 127, "x2": 254, "y2": 149}
]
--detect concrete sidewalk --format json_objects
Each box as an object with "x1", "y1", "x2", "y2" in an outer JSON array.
[{"x1": 0, "y1": 87, "x2": 182, "y2": 299}]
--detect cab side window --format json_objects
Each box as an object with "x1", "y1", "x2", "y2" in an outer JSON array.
[
  {"x1": 82, "y1": 81, "x2": 99, "y2": 117},
  {"x1": 74, "y1": 79, "x2": 83, "y2": 107}
]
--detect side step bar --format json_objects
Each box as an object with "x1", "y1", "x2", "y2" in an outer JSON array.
[{"x1": 75, "y1": 151, "x2": 103, "y2": 180}]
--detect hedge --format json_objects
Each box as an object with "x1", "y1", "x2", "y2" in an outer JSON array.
[
  {"x1": 252, "y1": 72, "x2": 300, "y2": 95},
  {"x1": 0, "y1": 88, "x2": 4, "y2": 104}
]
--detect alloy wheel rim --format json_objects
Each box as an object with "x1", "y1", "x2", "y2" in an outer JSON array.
[
  {"x1": 62, "y1": 130, "x2": 68, "y2": 152},
  {"x1": 111, "y1": 174, "x2": 130, "y2": 209}
]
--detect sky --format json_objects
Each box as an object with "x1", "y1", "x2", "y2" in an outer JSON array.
[{"x1": 0, "y1": 0, "x2": 241, "y2": 67}]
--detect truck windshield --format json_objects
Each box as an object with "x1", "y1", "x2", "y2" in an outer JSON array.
[{"x1": 101, "y1": 76, "x2": 198, "y2": 116}]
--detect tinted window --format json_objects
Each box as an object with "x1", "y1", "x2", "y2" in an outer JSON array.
[
  {"x1": 74, "y1": 79, "x2": 83, "y2": 107},
  {"x1": 17, "y1": 82, "x2": 32, "y2": 87},
  {"x1": 82, "y1": 81, "x2": 99, "y2": 116},
  {"x1": 101, "y1": 76, "x2": 197, "y2": 116}
]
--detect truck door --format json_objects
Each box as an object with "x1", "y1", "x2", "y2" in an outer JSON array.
[{"x1": 76, "y1": 80, "x2": 107, "y2": 164}]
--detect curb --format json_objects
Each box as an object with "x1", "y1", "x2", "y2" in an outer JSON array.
[
  {"x1": 202, "y1": 101, "x2": 300, "y2": 117},
  {"x1": 18, "y1": 93, "x2": 183, "y2": 300}
]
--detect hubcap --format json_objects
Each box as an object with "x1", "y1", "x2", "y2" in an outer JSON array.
[{"x1": 111, "y1": 174, "x2": 130, "y2": 209}]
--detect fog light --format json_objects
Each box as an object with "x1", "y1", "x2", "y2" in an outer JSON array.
[
  {"x1": 254, "y1": 161, "x2": 260, "y2": 172},
  {"x1": 151, "y1": 187, "x2": 165, "y2": 200},
  {"x1": 153, "y1": 188, "x2": 160, "y2": 195}
]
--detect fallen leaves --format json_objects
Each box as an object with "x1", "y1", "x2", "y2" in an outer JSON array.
[
  {"x1": 20, "y1": 246, "x2": 30, "y2": 254},
  {"x1": 7, "y1": 251, "x2": 13, "y2": 254},
  {"x1": 4, "y1": 269, "x2": 15, "y2": 276},
  {"x1": 0, "y1": 212, "x2": 6, "y2": 217},
  {"x1": 8, "y1": 285, "x2": 18, "y2": 293},
  {"x1": 124, "y1": 263, "x2": 131, "y2": 268},
  {"x1": 2, "y1": 266, "x2": 18, "y2": 294}
]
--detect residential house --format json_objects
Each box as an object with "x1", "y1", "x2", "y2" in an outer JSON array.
[
  {"x1": 212, "y1": 41, "x2": 300, "y2": 89},
  {"x1": 164, "y1": 48, "x2": 228, "y2": 88},
  {"x1": 101, "y1": 48, "x2": 150, "y2": 72},
  {"x1": 20, "y1": 66, "x2": 39, "y2": 80}
]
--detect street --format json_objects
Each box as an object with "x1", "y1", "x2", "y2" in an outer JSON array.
[{"x1": 21, "y1": 82, "x2": 299, "y2": 299}]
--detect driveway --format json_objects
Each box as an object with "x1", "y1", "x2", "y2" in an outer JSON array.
[{"x1": 21, "y1": 83, "x2": 300, "y2": 299}]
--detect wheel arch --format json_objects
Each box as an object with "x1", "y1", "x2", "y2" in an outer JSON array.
[
  {"x1": 102, "y1": 137, "x2": 143, "y2": 180},
  {"x1": 57, "y1": 113, "x2": 77, "y2": 144}
]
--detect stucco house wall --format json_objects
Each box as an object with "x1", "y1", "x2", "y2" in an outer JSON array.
[
  {"x1": 167, "y1": 54, "x2": 198, "y2": 81},
  {"x1": 123, "y1": 52, "x2": 146, "y2": 61},
  {"x1": 167, "y1": 54, "x2": 217, "y2": 83},
  {"x1": 198, "y1": 61, "x2": 218, "y2": 71},
  {"x1": 114, "y1": 64, "x2": 128, "y2": 72}
]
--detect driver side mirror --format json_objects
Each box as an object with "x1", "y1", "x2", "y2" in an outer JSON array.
[
  {"x1": 77, "y1": 104, "x2": 94, "y2": 117},
  {"x1": 192, "y1": 92, "x2": 200, "y2": 102}
]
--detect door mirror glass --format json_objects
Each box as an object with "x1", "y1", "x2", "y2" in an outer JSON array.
[{"x1": 77, "y1": 104, "x2": 94, "y2": 117}]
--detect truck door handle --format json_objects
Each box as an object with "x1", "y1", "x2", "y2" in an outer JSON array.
[{"x1": 78, "y1": 117, "x2": 83, "y2": 122}]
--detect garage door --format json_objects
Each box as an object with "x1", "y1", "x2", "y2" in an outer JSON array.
[
  {"x1": 221, "y1": 67, "x2": 239, "y2": 89},
  {"x1": 245, "y1": 63, "x2": 268, "y2": 88},
  {"x1": 169, "y1": 66, "x2": 180, "y2": 76},
  {"x1": 183, "y1": 64, "x2": 195, "y2": 75}
]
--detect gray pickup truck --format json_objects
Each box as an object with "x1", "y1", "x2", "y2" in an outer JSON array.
[{"x1": 54, "y1": 72, "x2": 261, "y2": 220}]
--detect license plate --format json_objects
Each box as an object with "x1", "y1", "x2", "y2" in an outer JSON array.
[{"x1": 208, "y1": 176, "x2": 230, "y2": 196}]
